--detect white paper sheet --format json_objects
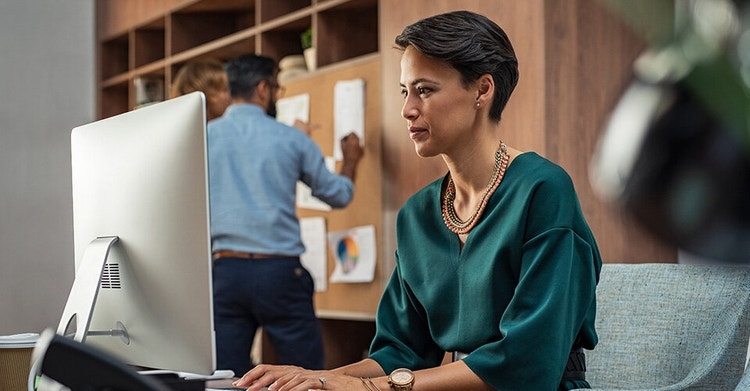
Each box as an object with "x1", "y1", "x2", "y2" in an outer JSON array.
[
  {"x1": 328, "y1": 225, "x2": 376, "y2": 283},
  {"x1": 276, "y1": 93, "x2": 310, "y2": 126},
  {"x1": 333, "y1": 79, "x2": 365, "y2": 160},
  {"x1": 300, "y1": 216, "x2": 328, "y2": 292}
]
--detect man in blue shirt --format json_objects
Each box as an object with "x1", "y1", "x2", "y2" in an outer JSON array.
[{"x1": 208, "y1": 54, "x2": 363, "y2": 375}]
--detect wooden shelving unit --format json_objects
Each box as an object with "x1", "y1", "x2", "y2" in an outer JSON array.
[{"x1": 97, "y1": 0, "x2": 378, "y2": 119}]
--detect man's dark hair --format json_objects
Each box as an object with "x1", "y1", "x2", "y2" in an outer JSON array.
[
  {"x1": 395, "y1": 10, "x2": 519, "y2": 122},
  {"x1": 225, "y1": 54, "x2": 277, "y2": 100}
]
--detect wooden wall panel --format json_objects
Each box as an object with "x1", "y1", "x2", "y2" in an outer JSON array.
[{"x1": 544, "y1": 0, "x2": 676, "y2": 263}]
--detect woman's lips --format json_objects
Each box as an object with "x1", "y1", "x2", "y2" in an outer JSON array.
[{"x1": 409, "y1": 125, "x2": 427, "y2": 139}]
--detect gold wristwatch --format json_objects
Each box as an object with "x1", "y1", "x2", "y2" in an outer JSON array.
[{"x1": 388, "y1": 368, "x2": 414, "y2": 391}]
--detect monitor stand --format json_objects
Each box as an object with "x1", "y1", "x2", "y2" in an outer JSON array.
[{"x1": 57, "y1": 236, "x2": 129, "y2": 344}]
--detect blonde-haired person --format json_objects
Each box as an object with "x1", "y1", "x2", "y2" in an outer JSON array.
[{"x1": 171, "y1": 60, "x2": 231, "y2": 121}]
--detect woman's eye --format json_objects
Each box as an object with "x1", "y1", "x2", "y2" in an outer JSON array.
[{"x1": 400, "y1": 86, "x2": 432, "y2": 98}]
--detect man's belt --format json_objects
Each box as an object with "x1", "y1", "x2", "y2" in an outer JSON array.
[{"x1": 212, "y1": 250, "x2": 295, "y2": 260}]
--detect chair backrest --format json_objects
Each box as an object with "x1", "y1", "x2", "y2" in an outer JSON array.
[
  {"x1": 736, "y1": 370, "x2": 750, "y2": 391},
  {"x1": 586, "y1": 263, "x2": 750, "y2": 390}
]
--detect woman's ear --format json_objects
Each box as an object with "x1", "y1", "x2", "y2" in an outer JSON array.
[{"x1": 475, "y1": 74, "x2": 494, "y2": 109}]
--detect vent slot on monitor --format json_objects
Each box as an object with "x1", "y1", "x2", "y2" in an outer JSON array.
[{"x1": 100, "y1": 263, "x2": 122, "y2": 289}]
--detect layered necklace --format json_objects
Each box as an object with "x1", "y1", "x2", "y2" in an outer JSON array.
[{"x1": 441, "y1": 140, "x2": 509, "y2": 235}]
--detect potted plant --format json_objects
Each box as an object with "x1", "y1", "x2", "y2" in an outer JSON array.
[{"x1": 301, "y1": 27, "x2": 315, "y2": 71}]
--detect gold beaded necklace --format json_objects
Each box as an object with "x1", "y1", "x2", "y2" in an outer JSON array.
[{"x1": 441, "y1": 140, "x2": 509, "y2": 235}]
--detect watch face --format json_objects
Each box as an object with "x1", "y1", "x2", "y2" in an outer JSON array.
[{"x1": 390, "y1": 368, "x2": 413, "y2": 385}]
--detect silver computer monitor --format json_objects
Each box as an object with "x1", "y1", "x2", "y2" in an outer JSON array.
[{"x1": 57, "y1": 92, "x2": 215, "y2": 375}]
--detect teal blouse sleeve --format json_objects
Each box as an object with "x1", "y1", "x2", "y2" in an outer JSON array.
[
  {"x1": 368, "y1": 251, "x2": 447, "y2": 371},
  {"x1": 464, "y1": 228, "x2": 599, "y2": 389}
]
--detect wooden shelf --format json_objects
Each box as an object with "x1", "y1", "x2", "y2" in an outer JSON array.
[
  {"x1": 134, "y1": 17, "x2": 165, "y2": 68},
  {"x1": 258, "y1": 14, "x2": 312, "y2": 61},
  {"x1": 100, "y1": 33, "x2": 128, "y2": 80},
  {"x1": 100, "y1": 82, "x2": 129, "y2": 120},
  {"x1": 259, "y1": 0, "x2": 312, "y2": 23},
  {"x1": 96, "y1": 0, "x2": 378, "y2": 117},
  {"x1": 168, "y1": 28, "x2": 258, "y2": 65},
  {"x1": 317, "y1": 1, "x2": 378, "y2": 67},
  {"x1": 170, "y1": 6, "x2": 255, "y2": 56}
]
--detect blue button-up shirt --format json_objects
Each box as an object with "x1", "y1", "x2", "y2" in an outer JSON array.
[{"x1": 207, "y1": 104, "x2": 354, "y2": 256}]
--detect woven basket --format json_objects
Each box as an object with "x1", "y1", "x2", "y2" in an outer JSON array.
[{"x1": 0, "y1": 347, "x2": 33, "y2": 391}]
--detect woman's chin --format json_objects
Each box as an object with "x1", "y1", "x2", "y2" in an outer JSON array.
[{"x1": 413, "y1": 145, "x2": 438, "y2": 158}]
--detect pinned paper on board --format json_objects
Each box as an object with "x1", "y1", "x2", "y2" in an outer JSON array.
[
  {"x1": 300, "y1": 216, "x2": 328, "y2": 292},
  {"x1": 333, "y1": 79, "x2": 365, "y2": 161},
  {"x1": 276, "y1": 93, "x2": 336, "y2": 211},
  {"x1": 276, "y1": 93, "x2": 310, "y2": 126},
  {"x1": 328, "y1": 225, "x2": 376, "y2": 283}
]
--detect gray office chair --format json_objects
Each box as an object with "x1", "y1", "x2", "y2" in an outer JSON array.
[
  {"x1": 573, "y1": 263, "x2": 750, "y2": 391},
  {"x1": 735, "y1": 369, "x2": 750, "y2": 391}
]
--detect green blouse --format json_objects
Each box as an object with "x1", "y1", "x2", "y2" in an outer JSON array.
[{"x1": 369, "y1": 152, "x2": 602, "y2": 390}]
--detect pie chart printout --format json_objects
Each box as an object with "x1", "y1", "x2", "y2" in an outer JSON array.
[
  {"x1": 337, "y1": 236, "x2": 359, "y2": 274},
  {"x1": 327, "y1": 225, "x2": 376, "y2": 283}
]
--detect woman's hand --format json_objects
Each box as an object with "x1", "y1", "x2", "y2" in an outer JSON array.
[
  {"x1": 232, "y1": 364, "x2": 304, "y2": 391},
  {"x1": 270, "y1": 372, "x2": 366, "y2": 391},
  {"x1": 233, "y1": 364, "x2": 367, "y2": 391}
]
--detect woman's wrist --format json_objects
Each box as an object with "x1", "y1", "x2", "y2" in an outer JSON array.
[{"x1": 360, "y1": 377, "x2": 384, "y2": 391}]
